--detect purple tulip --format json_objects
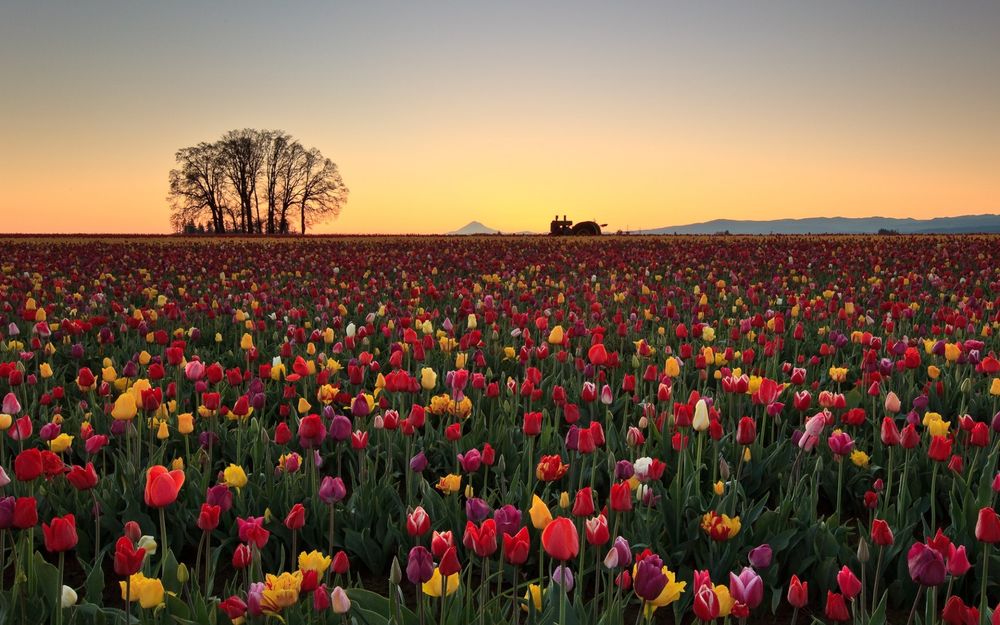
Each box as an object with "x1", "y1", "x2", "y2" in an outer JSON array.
[
  {"x1": 465, "y1": 497, "x2": 491, "y2": 523},
  {"x1": 729, "y1": 567, "x2": 763, "y2": 608},
  {"x1": 634, "y1": 554, "x2": 667, "y2": 600},
  {"x1": 552, "y1": 565, "x2": 574, "y2": 591},
  {"x1": 329, "y1": 415, "x2": 352, "y2": 441},
  {"x1": 457, "y1": 449, "x2": 482, "y2": 473},
  {"x1": 319, "y1": 476, "x2": 347, "y2": 504},
  {"x1": 409, "y1": 452, "x2": 428, "y2": 473},
  {"x1": 748, "y1": 544, "x2": 772, "y2": 569},
  {"x1": 565, "y1": 425, "x2": 580, "y2": 451},
  {"x1": 615, "y1": 460, "x2": 634, "y2": 481},
  {"x1": 206, "y1": 483, "x2": 233, "y2": 512},
  {"x1": 406, "y1": 546, "x2": 434, "y2": 584},
  {"x1": 907, "y1": 543, "x2": 946, "y2": 586},
  {"x1": 0, "y1": 496, "x2": 14, "y2": 530},
  {"x1": 493, "y1": 505, "x2": 522, "y2": 537}
]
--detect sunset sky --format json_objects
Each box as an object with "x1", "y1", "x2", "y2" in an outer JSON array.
[{"x1": 1, "y1": 1, "x2": 998, "y2": 234}]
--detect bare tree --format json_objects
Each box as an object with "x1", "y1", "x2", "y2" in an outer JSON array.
[
  {"x1": 167, "y1": 142, "x2": 228, "y2": 233},
  {"x1": 218, "y1": 129, "x2": 267, "y2": 234},
  {"x1": 167, "y1": 129, "x2": 347, "y2": 234},
  {"x1": 297, "y1": 148, "x2": 349, "y2": 234}
]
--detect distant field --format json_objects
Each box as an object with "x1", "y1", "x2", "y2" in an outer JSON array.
[{"x1": 1, "y1": 234, "x2": 998, "y2": 624}]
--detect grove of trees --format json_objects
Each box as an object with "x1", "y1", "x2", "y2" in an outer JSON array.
[{"x1": 168, "y1": 129, "x2": 348, "y2": 234}]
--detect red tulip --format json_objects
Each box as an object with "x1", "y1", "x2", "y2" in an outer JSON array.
[
  {"x1": 928, "y1": 435, "x2": 952, "y2": 462},
  {"x1": 232, "y1": 543, "x2": 252, "y2": 569},
  {"x1": 114, "y1": 536, "x2": 146, "y2": 576},
  {"x1": 693, "y1": 583, "x2": 721, "y2": 621},
  {"x1": 332, "y1": 550, "x2": 350, "y2": 574},
  {"x1": 406, "y1": 506, "x2": 430, "y2": 537},
  {"x1": 42, "y1": 514, "x2": 78, "y2": 552},
  {"x1": 438, "y1": 545, "x2": 461, "y2": 576},
  {"x1": 870, "y1": 519, "x2": 894, "y2": 546},
  {"x1": 610, "y1": 481, "x2": 632, "y2": 512},
  {"x1": 585, "y1": 514, "x2": 609, "y2": 546},
  {"x1": 541, "y1": 517, "x2": 579, "y2": 561},
  {"x1": 144, "y1": 465, "x2": 185, "y2": 508},
  {"x1": 66, "y1": 463, "x2": 99, "y2": 490},
  {"x1": 462, "y1": 519, "x2": 497, "y2": 557},
  {"x1": 572, "y1": 488, "x2": 595, "y2": 517},
  {"x1": 836, "y1": 566, "x2": 861, "y2": 599},
  {"x1": 825, "y1": 591, "x2": 850, "y2": 622},
  {"x1": 736, "y1": 416, "x2": 756, "y2": 445},
  {"x1": 284, "y1": 503, "x2": 306, "y2": 530},
  {"x1": 787, "y1": 574, "x2": 808, "y2": 608},
  {"x1": 197, "y1": 504, "x2": 221, "y2": 531},
  {"x1": 503, "y1": 527, "x2": 530, "y2": 565},
  {"x1": 975, "y1": 507, "x2": 1000, "y2": 543},
  {"x1": 13, "y1": 448, "x2": 42, "y2": 482},
  {"x1": 12, "y1": 497, "x2": 37, "y2": 529},
  {"x1": 523, "y1": 412, "x2": 542, "y2": 436}
]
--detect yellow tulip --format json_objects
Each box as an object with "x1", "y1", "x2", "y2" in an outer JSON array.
[
  {"x1": 850, "y1": 450, "x2": 870, "y2": 468},
  {"x1": 991, "y1": 378, "x2": 1000, "y2": 396},
  {"x1": 298, "y1": 550, "x2": 332, "y2": 574},
  {"x1": 420, "y1": 367, "x2": 437, "y2": 390},
  {"x1": 547, "y1": 325, "x2": 564, "y2": 344},
  {"x1": 261, "y1": 571, "x2": 302, "y2": 611},
  {"x1": 297, "y1": 398, "x2": 312, "y2": 413},
  {"x1": 223, "y1": 464, "x2": 248, "y2": 489},
  {"x1": 435, "y1": 474, "x2": 461, "y2": 495},
  {"x1": 111, "y1": 393, "x2": 137, "y2": 421},
  {"x1": 522, "y1": 584, "x2": 544, "y2": 612},
  {"x1": 156, "y1": 421, "x2": 169, "y2": 440},
  {"x1": 422, "y1": 568, "x2": 460, "y2": 597},
  {"x1": 529, "y1": 494, "x2": 552, "y2": 529},
  {"x1": 715, "y1": 584, "x2": 733, "y2": 617},
  {"x1": 927, "y1": 365, "x2": 940, "y2": 379},
  {"x1": 240, "y1": 333, "x2": 254, "y2": 351},
  {"x1": 39, "y1": 363, "x2": 53, "y2": 379},
  {"x1": 177, "y1": 413, "x2": 193, "y2": 435},
  {"x1": 664, "y1": 357, "x2": 680, "y2": 378},
  {"x1": 48, "y1": 434, "x2": 73, "y2": 453},
  {"x1": 120, "y1": 574, "x2": 165, "y2": 609}
]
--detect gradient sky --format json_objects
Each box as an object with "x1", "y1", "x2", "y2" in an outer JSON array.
[{"x1": 1, "y1": 1, "x2": 998, "y2": 234}]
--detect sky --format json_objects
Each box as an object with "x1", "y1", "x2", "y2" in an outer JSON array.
[{"x1": 1, "y1": 1, "x2": 998, "y2": 234}]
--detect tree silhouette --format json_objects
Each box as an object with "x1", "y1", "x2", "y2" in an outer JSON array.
[{"x1": 167, "y1": 129, "x2": 348, "y2": 234}]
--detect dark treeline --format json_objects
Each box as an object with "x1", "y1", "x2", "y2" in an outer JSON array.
[{"x1": 168, "y1": 129, "x2": 349, "y2": 234}]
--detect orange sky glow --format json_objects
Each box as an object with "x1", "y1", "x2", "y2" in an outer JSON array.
[{"x1": 1, "y1": 2, "x2": 997, "y2": 234}]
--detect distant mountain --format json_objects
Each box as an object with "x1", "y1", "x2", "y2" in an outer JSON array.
[
  {"x1": 447, "y1": 221, "x2": 537, "y2": 235},
  {"x1": 447, "y1": 221, "x2": 500, "y2": 235},
  {"x1": 638, "y1": 214, "x2": 1000, "y2": 235}
]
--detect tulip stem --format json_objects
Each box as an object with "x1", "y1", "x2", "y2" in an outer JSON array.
[
  {"x1": 789, "y1": 607, "x2": 798, "y2": 625},
  {"x1": 56, "y1": 551, "x2": 64, "y2": 625},
  {"x1": 906, "y1": 586, "x2": 924, "y2": 625},
  {"x1": 980, "y1": 543, "x2": 990, "y2": 625},
  {"x1": 871, "y1": 546, "x2": 884, "y2": 614},
  {"x1": 930, "y1": 463, "x2": 939, "y2": 531},
  {"x1": 835, "y1": 457, "x2": 844, "y2": 523},
  {"x1": 158, "y1": 507, "x2": 168, "y2": 574}
]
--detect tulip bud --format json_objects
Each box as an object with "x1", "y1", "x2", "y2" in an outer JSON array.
[
  {"x1": 719, "y1": 458, "x2": 730, "y2": 481},
  {"x1": 330, "y1": 586, "x2": 351, "y2": 614},
  {"x1": 389, "y1": 557, "x2": 402, "y2": 585},
  {"x1": 177, "y1": 563, "x2": 190, "y2": 583},
  {"x1": 857, "y1": 537, "x2": 869, "y2": 563},
  {"x1": 137, "y1": 535, "x2": 157, "y2": 556},
  {"x1": 61, "y1": 585, "x2": 78, "y2": 608}
]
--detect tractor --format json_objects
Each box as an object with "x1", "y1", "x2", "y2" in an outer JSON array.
[{"x1": 549, "y1": 215, "x2": 606, "y2": 236}]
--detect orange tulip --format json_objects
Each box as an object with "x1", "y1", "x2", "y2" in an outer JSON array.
[
  {"x1": 541, "y1": 517, "x2": 579, "y2": 561},
  {"x1": 144, "y1": 465, "x2": 185, "y2": 508}
]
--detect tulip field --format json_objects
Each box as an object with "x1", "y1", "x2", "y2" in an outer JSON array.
[{"x1": 3, "y1": 234, "x2": 1000, "y2": 625}]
